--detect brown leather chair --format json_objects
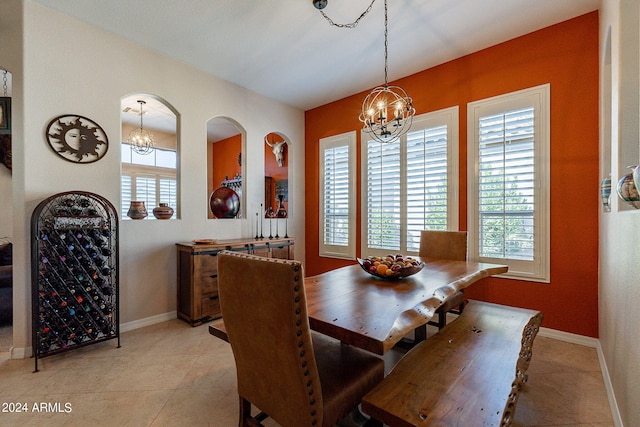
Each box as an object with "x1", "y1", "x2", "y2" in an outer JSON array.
[
  {"x1": 217, "y1": 250, "x2": 384, "y2": 427},
  {"x1": 419, "y1": 230, "x2": 468, "y2": 332}
]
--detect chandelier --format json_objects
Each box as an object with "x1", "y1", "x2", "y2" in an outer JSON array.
[
  {"x1": 128, "y1": 100, "x2": 155, "y2": 155},
  {"x1": 314, "y1": 0, "x2": 415, "y2": 143}
]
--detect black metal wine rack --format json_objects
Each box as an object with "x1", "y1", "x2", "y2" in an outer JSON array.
[{"x1": 31, "y1": 191, "x2": 119, "y2": 371}]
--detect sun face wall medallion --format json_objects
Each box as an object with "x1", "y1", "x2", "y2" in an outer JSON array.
[{"x1": 46, "y1": 115, "x2": 109, "y2": 163}]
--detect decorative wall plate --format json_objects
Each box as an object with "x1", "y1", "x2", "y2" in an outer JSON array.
[{"x1": 45, "y1": 114, "x2": 108, "y2": 163}]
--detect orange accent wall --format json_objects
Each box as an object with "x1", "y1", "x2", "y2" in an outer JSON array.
[
  {"x1": 304, "y1": 12, "x2": 600, "y2": 337},
  {"x1": 212, "y1": 134, "x2": 242, "y2": 189}
]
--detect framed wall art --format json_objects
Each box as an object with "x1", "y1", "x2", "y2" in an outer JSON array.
[
  {"x1": 45, "y1": 114, "x2": 109, "y2": 163},
  {"x1": 0, "y1": 97, "x2": 10, "y2": 134},
  {"x1": 0, "y1": 97, "x2": 11, "y2": 171}
]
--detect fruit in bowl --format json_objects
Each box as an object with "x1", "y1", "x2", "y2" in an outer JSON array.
[{"x1": 357, "y1": 254, "x2": 424, "y2": 280}]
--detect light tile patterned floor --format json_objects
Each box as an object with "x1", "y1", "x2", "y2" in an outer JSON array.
[{"x1": 0, "y1": 319, "x2": 614, "y2": 426}]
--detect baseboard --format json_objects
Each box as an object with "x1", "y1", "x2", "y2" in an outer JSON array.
[
  {"x1": 119, "y1": 311, "x2": 177, "y2": 333},
  {"x1": 538, "y1": 327, "x2": 623, "y2": 427},
  {"x1": 6, "y1": 311, "x2": 177, "y2": 360},
  {"x1": 595, "y1": 343, "x2": 624, "y2": 427},
  {"x1": 9, "y1": 345, "x2": 31, "y2": 359},
  {"x1": 537, "y1": 327, "x2": 599, "y2": 347}
]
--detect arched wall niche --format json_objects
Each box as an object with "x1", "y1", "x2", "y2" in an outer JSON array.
[
  {"x1": 120, "y1": 93, "x2": 179, "y2": 220},
  {"x1": 264, "y1": 131, "x2": 291, "y2": 218},
  {"x1": 207, "y1": 116, "x2": 246, "y2": 219}
]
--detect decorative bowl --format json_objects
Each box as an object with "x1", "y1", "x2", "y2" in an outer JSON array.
[
  {"x1": 357, "y1": 255, "x2": 424, "y2": 280},
  {"x1": 192, "y1": 239, "x2": 217, "y2": 245}
]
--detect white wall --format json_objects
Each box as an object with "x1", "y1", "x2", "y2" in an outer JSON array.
[
  {"x1": 2, "y1": 0, "x2": 305, "y2": 356},
  {"x1": 599, "y1": 1, "x2": 640, "y2": 425}
]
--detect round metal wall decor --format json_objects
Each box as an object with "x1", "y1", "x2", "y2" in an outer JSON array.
[{"x1": 45, "y1": 114, "x2": 109, "y2": 163}]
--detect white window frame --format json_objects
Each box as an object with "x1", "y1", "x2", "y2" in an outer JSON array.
[
  {"x1": 361, "y1": 107, "x2": 459, "y2": 257},
  {"x1": 319, "y1": 131, "x2": 357, "y2": 259},
  {"x1": 467, "y1": 84, "x2": 550, "y2": 282}
]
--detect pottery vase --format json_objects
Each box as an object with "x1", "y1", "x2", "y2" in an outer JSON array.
[
  {"x1": 616, "y1": 167, "x2": 640, "y2": 209},
  {"x1": 127, "y1": 201, "x2": 148, "y2": 220},
  {"x1": 600, "y1": 174, "x2": 611, "y2": 211},
  {"x1": 633, "y1": 165, "x2": 640, "y2": 197},
  {"x1": 276, "y1": 194, "x2": 288, "y2": 218},
  {"x1": 153, "y1": 203, "x2": 174, "y2": 220}
]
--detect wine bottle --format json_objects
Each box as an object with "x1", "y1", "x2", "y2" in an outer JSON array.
[{"x1": 100, "y1": 247, "x2": 112, "y2": 256}]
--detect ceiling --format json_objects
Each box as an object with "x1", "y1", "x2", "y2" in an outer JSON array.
[{"x1": 34, "y1": 0, "x2": 598, "y2": 124}]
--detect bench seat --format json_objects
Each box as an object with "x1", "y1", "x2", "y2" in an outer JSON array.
[{"x1": 362, "y1": 300, "x2": 543, "y2": 427}]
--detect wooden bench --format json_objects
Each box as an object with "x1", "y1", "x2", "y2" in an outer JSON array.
[{"x1": 362, "y1": 300, "x2": 543, "y2": 427}]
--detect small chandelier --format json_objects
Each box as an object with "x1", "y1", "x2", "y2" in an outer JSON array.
[
  {"x1": 128, "y1": 100, "x2": 155, "y2": 155},
  {"x1": 358, "y1": 0, "x2": 415, "y2": 143}
]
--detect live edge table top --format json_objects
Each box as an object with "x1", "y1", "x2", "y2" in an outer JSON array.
[{"x1": 304, "y1": 258, "x2": 508, "y2": 355}]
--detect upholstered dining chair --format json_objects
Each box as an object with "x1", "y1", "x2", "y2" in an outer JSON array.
[
  {"x1": 217, "y1": 250, "x2": 385, "y2": 427},
  {"x1": 419, "y1": 230, "x2": 468, "y2": 332}
]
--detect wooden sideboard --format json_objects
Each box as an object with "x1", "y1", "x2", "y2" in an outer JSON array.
[{"x1": 176, "y1": 238, "x2": 294, "y2": 326}]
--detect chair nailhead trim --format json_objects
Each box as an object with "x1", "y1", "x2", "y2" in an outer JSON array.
[{"x1": 291, "y1": 263, "x2": 318, "y2": 427}]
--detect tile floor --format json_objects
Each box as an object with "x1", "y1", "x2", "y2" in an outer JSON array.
[{"x1": 0, "y1": 319, "x2": 614, "y2": 426}]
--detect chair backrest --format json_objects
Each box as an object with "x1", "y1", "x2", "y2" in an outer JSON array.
[
  {"x1": 217, "y1": 251, "x2": 324, "y2": 427},
  {"x1": 419, "y1": 230, "x2": 468, "y2": 261}
]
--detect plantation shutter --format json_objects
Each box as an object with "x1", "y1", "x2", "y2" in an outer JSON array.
[
  {"x1": 477, "y1": 107, "x2": 535, "y2": 260},
  {"x1": 121, "y1": 175, "x2": 132, "y2": 218},
  {"x1": 159, "y1": 177, "x2": 177, "y2": 218},
  {"x1": 366, "y1": 140, "x2": 401, "y2": 251},
  {"x1": 135, "y1": 176, "x2": 157, "y2": 210},
  {"x1": 405, "y1": 125, "x2": 449, "y2": 252},
  {"x1": 322, "y1": 144, "x2": 350, "y2": 246}
]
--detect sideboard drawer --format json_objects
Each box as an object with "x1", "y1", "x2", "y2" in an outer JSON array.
[{"x1": 201, "y1": 296, "x2": 221, "y2": 320}]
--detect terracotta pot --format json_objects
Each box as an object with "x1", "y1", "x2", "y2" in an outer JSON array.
[
  {"x1": 153, "y1": 203, "x2": 174, "y2": 220},
  {"x1": 127, "y1": 201, "x2": 148, "y2": 220}
]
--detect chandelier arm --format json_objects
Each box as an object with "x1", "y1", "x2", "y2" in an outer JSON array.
[{"x1": 318, "y1": 0, "x2": 377, "y2": 28}]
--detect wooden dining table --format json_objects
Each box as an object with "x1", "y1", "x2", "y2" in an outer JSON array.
[
  {"x1": 209, "y1": 257, "x2": 507, "y2": 355},
  {"x1": 303, "y1": 257, "x2": 508, "y2": 355}
]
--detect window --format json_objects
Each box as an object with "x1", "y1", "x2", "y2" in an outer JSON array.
[
  {"x1": 319, "y1": 131, "x2": 356, "y2": 259},
  {"x1": 362, "y1": 107, "x2": 459, "y2": 256},
  {"x1": 121, "y1": 146, "x2": 177, "y2": 219},
  {"x1": 121, "y1": 95, "x2": 178, "y2": 220},
  {"x1": 467, "y1": 84, "x2": 550, "y2": 282}
]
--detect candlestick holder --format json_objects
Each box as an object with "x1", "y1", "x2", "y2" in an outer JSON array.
[{"x1": 255, "y1": 212, "x2": 259, "y2": 240}]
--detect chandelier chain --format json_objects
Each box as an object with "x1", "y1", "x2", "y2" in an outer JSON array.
[
  {"x1": 319, "y1": 0, "x2": 377, "y2": 28},
  {"x1": 383, "y1": 0, "x2": 388, "y2": 86}
]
